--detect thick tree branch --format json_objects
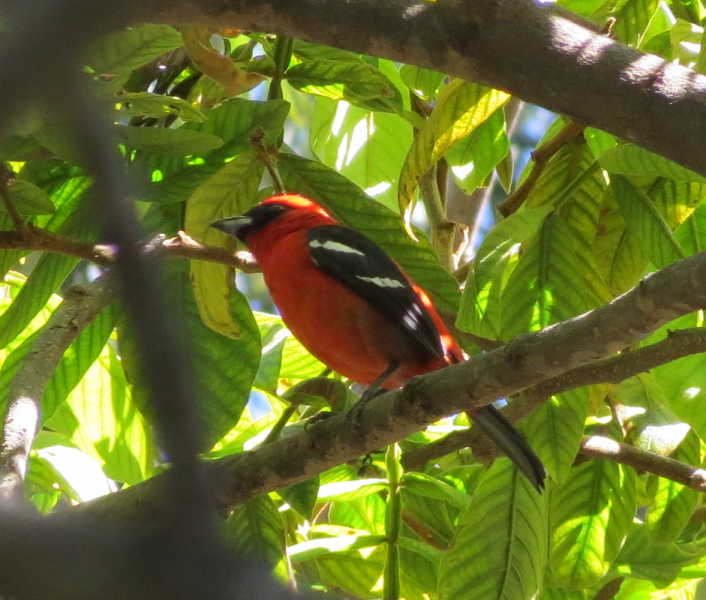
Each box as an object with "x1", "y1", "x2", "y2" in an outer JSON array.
[
  {"x1": 402, "y1": 327, "x2": 706, "y2": 469},
  {"x1": 146, "y1": 0, "x2": 706, "y2": 178},
  {"x1": 0, "y1": 276, "x2": 115, "y2": 503},
  {"x1": 74, "y1": 249, "x2": 706, "y2": 523}
]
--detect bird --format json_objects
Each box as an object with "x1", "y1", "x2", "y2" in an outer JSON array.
[{"x1": 211, "y1": 193, "x2": 546, "y2": 491}]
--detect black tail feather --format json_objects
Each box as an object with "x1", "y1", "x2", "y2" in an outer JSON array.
[{"x1": 471, "y1": 405, "x2": 547, "y2": 492}]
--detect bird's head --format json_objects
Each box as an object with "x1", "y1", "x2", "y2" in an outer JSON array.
[{"x1": 211, "y1": 194, "x2": 334, "y2": 250}]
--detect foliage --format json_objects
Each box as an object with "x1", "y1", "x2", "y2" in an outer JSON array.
[{"x1": 3, "y1": 7, "x2": 706, "y2": 599}]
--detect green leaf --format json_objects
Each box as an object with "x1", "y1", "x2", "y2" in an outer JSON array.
[
  {"x1": 223, "y1": 494, "x2": 287, "y2": 578},
  {"x1": 457, "y1": 206, "x2": 551, "y2": 339},
  {"x1": 612, "y1": 0, "x2": 660, "y2": 46},
  {"x1": 399, "y1": 66, "x2": 446, "y2": 101},
  {"x1": 500, "y1": 214, "x2": 589, "y2": 341},
  {"x1": 401, "y1": 472, "x2": 471, "y2": 511},
  {"x1": 522, "y1": 387, "x2": 590, "y2": 484},
  {"x1": 292, "y1": 40, "x2": 362, "y2": 63},
  {"x1": 47, "y1": 341, "x2": 154, "y2": 485},
  {"x1": 550, "y1": 459, "x2": 637, "y2": 588},
  {"x1": 592, "y1": 190, "x2": 649, "y2": 295},
  {"x1": 612, "y1": 175, "x2": 685, "y2": 268},
  {"x1": 118, "y1": 261, "x2": 260, "y2": 448},
  {"x1": 117, "y1": 92, "x2": 207, "y2": 123},
  {"x1": 446, "y1": 109, "x2": 510, "y2": 195},
  {"x1": 648, "y1": 179, "x2": 706, "y2": 230},
  {"x1": 288, "y1": 533, "x2": 386, "y2": 562},
  {"x1": 278, "y1": 152, "x2": 461, "y2": 312},
  {"x1": 41, "y1": 303, "x2": 119, "y2": 422},
  {"x1": 6, "y1": 180, "x2": 54, "y2": 215},
  {"x1": 398, "y1": 80, "x2": 509, "y2": 218},
  {"x1": 286, "y1": 59, "x2": 401, "y2": 109},
  {"x1": 615, "y1": 523, "x2": 692, "y2": 587},
  {"x1": 600, "y1": 144, "x2": 706, "y2": 183},
  {"x1": 647, "y1": 430, "x2": 700, "y2": 543},
  {"x1": 654, "y1": 353, "x2": 706, "y2": 449},
  {"x1": 114, "y1": 125, "x2": 223, "y2": 156},
  {"x1": 319, "y1": 478, "x2": 388, "y2": 502},
  {"x1": 310, "y1": 96, "x2": 413, "y2": 211},
  {"x1": 280, "y1": 475, "x2": 320, "y2": 520},
  {"x1": 439, "y1": 458, "x2": 549, "y2": 600},
  {"x1": 675, "y1": 199, "x2": 706, "y2": 255},
  {"x1": 87, "y1": 24, "x2": 183, "y2": 75},
  {"x1": 316, "y1": 544, "x2": 386, "y2": 599},
  {"x1": 133, "y1": 98, "x2": 288, "y2": 204},
  {"x1": 254, "y1": 312, "x2": 325, "y2": 383},
  {"x1": 185, "y1": 149, "x2": 263, "y2": 338}
]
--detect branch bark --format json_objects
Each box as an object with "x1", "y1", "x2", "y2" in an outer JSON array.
[
  {"x1": 0, "y1": 276, "x2": 115, "y2": 503},
  {"x1": 74, "y1": 249, "x2": 706, "y2": 523},
  {"x1": 146, "y1": 0, "x2": 706, "y2": 178}
]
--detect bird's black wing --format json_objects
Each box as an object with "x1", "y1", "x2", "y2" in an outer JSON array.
[{"x1": 306, "y1": 225, "x2": 445, "y2": 361}]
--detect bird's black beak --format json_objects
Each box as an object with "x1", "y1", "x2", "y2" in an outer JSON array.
[{"x1": 210, "y1": 216, "x2": 253, "y2": 241}]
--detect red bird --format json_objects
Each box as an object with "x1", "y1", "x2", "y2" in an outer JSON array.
[{"x1": 212, "y1": 193, "x2": 546, "y2": 491}]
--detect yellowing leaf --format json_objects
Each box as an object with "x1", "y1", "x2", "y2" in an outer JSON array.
[
  {"x1": 182, "y1": 27, "x2": 265, "y2": 97},
  {"x1": 184, "y1": 149, "x2": 264, "y2": 338},
  {"x1": 398, "y1": 80, "x2": 509, "y2": 231}
]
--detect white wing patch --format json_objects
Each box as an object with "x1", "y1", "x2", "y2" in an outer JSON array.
[
  {"x1": 402, "y1": 303, "x2": 423, "y2": 330},
  {"x1": 309, "y1": 239, "x2": 365, "y2": 255},
  {"x1": 356, "y1": 275, "x2": 406, "y2": 288}
]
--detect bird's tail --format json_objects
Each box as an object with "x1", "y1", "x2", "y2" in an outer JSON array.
[{"x1": 470, "y1": 405, "x2": 547, "y2": 492}]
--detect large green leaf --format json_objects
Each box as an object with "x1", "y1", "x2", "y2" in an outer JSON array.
[
  {"x1": 500, "y1": 214, "x2": 589, "y2": 341},
  {"x1": 654, "y1": 353, "x2": 706, "y2": 442},
  {"x1": 116, "y1": 92, "x2": 207, "y2": 123},
  {"x1": 675, "y1": 200, "x2": 706, "y2": 255},
  {"x1": 286, "y1": 59, "x2": 401, "y2": 110},
  {"x1": 41, "y1": 303, "x2": 120, "y2": 422},
  {"x1": 647, "y1": 430, "x2": 700, "y2": 543},
  {"x1": 439, "y1": 458, "x2": 549, "y2": 600},
  {"x1": 446, "y1": 108, "x2": 510, "y2": 196},
  {"x1": 118, "y1": 261, "x2": 260, "y2": 448},
  {"x1": 47, "y1": 341, "x2": 154, "y2": 486},
  {"x1": 223, "y1": 494, "x2": 288, "y2": 579},
  {"x1": 133, "y1": 99, "x2": 288, "y2": 204},
  {"x1": 550, "y1": 458, "x2": 637, "y2": 588},
  {"x1": 614, "y1": 523, "x2": 693, "y2": 587},
  {"x1": 278, "y1": 152, "x2": 461, "y2": 312},
  {"x1": 0, "y1": 207, "x2": 99, "y2": 350},
  {"x1": 612, "y1": 0, "x2": 661, "y2": 46},
  {"x1": 600, "y1": 144, "x2": 706, "y2": 183},
  {"x1": 457, "y1": 206, "x2": 551, "y2": 339},
  {"x1": 592, "y1": 190, "x2": 648, "y2": 295},
  {"x1": 612, "y1": 175, "x2": 685, "y2": 269},
  {"x1": 398, "y1": 80, "x2": 509, "y2": 217},
  {"x1": 522, "y1": 387, "x2": 590, "y2": 484},
  {"x1": 310, "y1": 96, "x2": 413, "y2": 211},
  {"x1": 114, "y1": 125, "x2": 223, "y2": 157},
  {"x1": 87, "y1": 24, "x2": 183, "y2": 75},
  {"x1": 6, "y1": 180, "x2": 55, "y2": 215},
  {"x1": 399, "y1": 65, "x2": 446, "y2": 101},
  {"x1": 185, "y1": 149, "x2": 263, "y2": 339}
]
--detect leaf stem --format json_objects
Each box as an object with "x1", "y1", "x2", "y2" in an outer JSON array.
[
  {"x1": 268, "y1": 35, "x2": 294, "y2": 101},
  {"x1": 251, "y1": 129, "x2": 285, "y2": 194},
  {"x1": 383, "y1": 443, "x2": 402, "y2": 600}
]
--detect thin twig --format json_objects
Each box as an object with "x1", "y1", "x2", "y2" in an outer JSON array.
[
  {"x1": 0, "y1": 229, "x2": 262, "y2": 272},
  {"x1": 251, "y1": 128, "x2": 284, "y2": 194},
  {"x1": 0, "y1": 276, "x2": 116, "y2": 504},
  {"x1": 497, "y1": 120, "x2": 587, "y2": 217}
]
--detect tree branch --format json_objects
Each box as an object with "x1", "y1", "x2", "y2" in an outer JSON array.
[
  {"x1": 0, "y1": 228, "x2": 261, "y2": 272},
  {"x1": 74, "y1": 249, "x2": 706, "y2": 523},
  {"x1": 580, "y1": 436, "x2": 706, "y2": 492},
  {"x1": 146, "y1": 0, "x2": 706, "y2": 178},
  {"x1": 0, "y1": 276, "x2": 115, "y2": 503},
  {"x1": 402, "y1": 327, "x2": 706, "y2": 470}
]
